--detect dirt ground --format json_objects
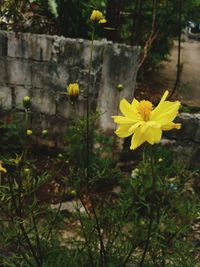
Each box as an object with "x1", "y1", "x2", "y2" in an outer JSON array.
[{"x1": 135, "y1": 37, "x2": 200, "y2": 107}]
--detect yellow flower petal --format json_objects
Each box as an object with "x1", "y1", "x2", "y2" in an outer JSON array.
[
  {"x1": 158, "y1": 90, "x2": 169, "y2": 105},
  {"x1": 130, "y1": 128, "x2": 146, "y2": 150},
  {"x1": 115, "y1": 125, "x2": 135, "y2": 138},
  {"x1": 0, "y1": 162, "x2": 7, "y2": 173},
  {"x1": 99, "y1": 19, "x2": 107, "y2": 24},
  {"x1": 144, "y1": 127, "x2": 162, "y2": 144},
  {"x1": 112, "y1": 116, "x2": 138, "y2": 125},
  {"x1": 151, "y1": 101, "x2": 180, "y2": 125},
  {"x1": 140, "y1": 121, "x2": 161, "y2": 133},
  {"x1": 129, "y1": 121, "x2": 144, "y2": 132},
  {"x1": 119, "y1": 99, "x2": 141, "y2": 121},
  {"x1": 161, "y1": 122, "x2": 181, "y2": 131}
]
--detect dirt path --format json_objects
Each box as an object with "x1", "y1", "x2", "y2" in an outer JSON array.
[
  {"x1": 136, "y1": 38, "x2": 200, "y2": 107},
  {"x1": 162, "y1": 38, "x2": 200, "y2": 106}
]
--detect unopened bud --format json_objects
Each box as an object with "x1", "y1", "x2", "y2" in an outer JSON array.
[
  {"x1": 117, "y1": 84, "x2": 124, "y2": 92},
  {"x1": 23, "y1": 96, "x2": 31, "y2": 109}
]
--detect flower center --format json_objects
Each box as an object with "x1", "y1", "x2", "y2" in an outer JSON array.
[{"x1": 137, "y1": 100, "x2": 153, "y2": 121}]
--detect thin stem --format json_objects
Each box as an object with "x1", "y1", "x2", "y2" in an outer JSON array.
[
  {"x1": 74, "y1": 200, "x2": 95, "y2": 267},
  {"x1": 138, "y1": 217, "x2": 153, "y2": 267},
  {"x1": 46, "y1": 188, "x2": 65, "y2": 241},
  {"x1": 168, "y1": 0, "x2": 182, "y2": 99},
  {"x1": 86, "y1": 25, "x2": 95, "y2": 179},
  {"x1": 138, "y1": 146, "x2": 156, "y2": 267},
  {"x1": 23, "y1": 108, "x2": 29, "y2": 162},
  {"x1": 46, "y1": 201, "x2": 62, "y2": 241},
  {"x1": 85, "y1": 24, "x2": 106, "y2": 267},
  {"x1": 31, "y1": 212, "x2": 43, "y2": 265},
  {"x1": 8, "y1": 175, "x2": 42, "y2": 267},
  {"x1": 90, "y1": 197, "x2": 106, "y2": 267}
]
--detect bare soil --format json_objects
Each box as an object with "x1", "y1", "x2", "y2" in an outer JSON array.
[{"x1": 135, "y1": 38, "x2": 200, "y2": 107}]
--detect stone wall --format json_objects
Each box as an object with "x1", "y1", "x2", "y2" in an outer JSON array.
[
  {"x1": 162, "y1": 113, "x2": 200, "y2": 168},
  {"x1": 0, "y1": 30, "x2": 140, "y2": 135}
]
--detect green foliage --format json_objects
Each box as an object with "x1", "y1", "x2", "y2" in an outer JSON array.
[
  {"x1": 1, "y1": 0, "x2": 200, "y2": 72},
  {"x1": 0, "y1": 110, "x2": 199, "y2": 267},
  {"x1": 0, "y1": 110, "x2": 24, "y2": 155}
]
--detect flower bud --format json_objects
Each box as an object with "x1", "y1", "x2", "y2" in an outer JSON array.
[
  {"x1": 67, "y1": 83, "x2": 80, "y2": 103},
  {"x1": 42, "y1": 129, "x2": 48, "y2": 137},
  {"x1": 23, "y1": 168, "x2": 31, "y2": 176},
  {"x1": 116, "y1": 84, "x2": 124, "y2": 92},
  {"x1": 23, "y1": 96, "x2": 31, "y2": 109},
  {"x1": 27, "y1": 129, "x2": 33, "y2": 136},
  {"x1": 90, "y1": 10, "x2": 107, "y2": 24},
  {"x1": 58, "y1": 153, "x2": 63, "y2": 158}
]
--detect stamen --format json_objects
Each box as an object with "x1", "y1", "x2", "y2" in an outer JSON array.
[{"x1": 137, "y1": 100, "x2": 153, "y2": 121}]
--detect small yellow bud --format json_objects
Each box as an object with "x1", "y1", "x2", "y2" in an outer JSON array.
[
  {"x1": 23, "y1": 96, "x2": 31, "y2": 109},
  {"x1": 67, "y1": 83, "x2": 80, "y2": 102},
  {"x1": 0, "y1": 161, "x2": 7, "y2": 173},
  {"x1": 90, "y1": 10, "x2": 106, "y2": 24},
  {"x1": 27, "y1": 129, "x2": 33, "y2": 136},
  {"x1": 158, "y1": 158, "x2": 163, "y2": 162}
]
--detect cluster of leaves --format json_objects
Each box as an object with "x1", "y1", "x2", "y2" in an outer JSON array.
[
  {"x1": 0, "y1": 0, "x2": 106, "y2": 37},
  {"x1": 0, "y1": 0, "x2": 58, "y2": 34},
  {"x1": 0, "y1": 110, "x2": 25, "y2": 155}
]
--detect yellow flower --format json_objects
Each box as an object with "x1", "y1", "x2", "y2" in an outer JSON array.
[
  {"x1": 67, "y1": 83, "x2": 79, "y2": 96},
  {"x1": 112, "y1": 90, "x2": 181, "y2": 150},
  {"x1": 67, "y1": 83, "x2": 80, "y2": 102},
  {"x1": 0, "y1": 161, "x2": 7, "y2": 173},
  {"x1": 27, "y1": 129, "x2": 33, "y2": 136},
  {"x1": 90, "y1": 10, "x2": 107, "y2": 24}
]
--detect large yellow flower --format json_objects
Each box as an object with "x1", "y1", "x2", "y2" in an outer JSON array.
[{"x1": 112, "y1": 90, "x2": 181, "y2": 150}]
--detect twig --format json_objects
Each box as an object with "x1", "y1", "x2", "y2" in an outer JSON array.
[{"x1": 138, "y1": 0, "x2": 158, "y2": 70}]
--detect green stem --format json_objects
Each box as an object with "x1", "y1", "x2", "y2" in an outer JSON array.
[
  {"x1": 31, "y1": 212, "x2": 43, "y2": 265},
  {"x1": 8, "y1": 176, "x2": 42, "y2": 267},
  {"x1": 90, "y1": 197, "x2": 106, "y2": 267},
  {"x1": 23, "y1": 108, "x2": 29, "y2": 162},
  {"x1": 46, "y1": 187, "x2": 66, "y2": 241},
  {"x1": 75, "y1": 200, "x2": 95, "y2": 267},
  {"x1": 86, "y1": 25, "x2": 95, "y2": 179},
  {"x1": 138, "y1": 146, "x2": 156, "y2": 267}
]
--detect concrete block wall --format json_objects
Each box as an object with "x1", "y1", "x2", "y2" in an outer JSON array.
[
  {"x1": 162, "y1": 113, "x2": 200, "y2": 168},
  {"x1": 0, "y1": 30, "x2": 140, "y2": 134}
]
